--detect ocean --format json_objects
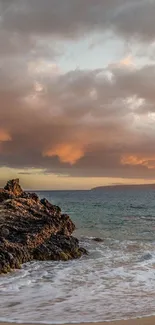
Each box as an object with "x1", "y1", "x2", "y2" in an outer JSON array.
[{"x1": 1, "y1": 187, "x2": 155, "y2": 323}]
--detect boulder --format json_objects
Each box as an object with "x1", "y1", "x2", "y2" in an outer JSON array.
[{"x1": 0, "y1": 179, "x2": 87, "y2": 274}]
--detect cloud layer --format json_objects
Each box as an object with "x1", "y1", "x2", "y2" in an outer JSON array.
[
  {"x1": 1, "y1": 0, "x2": 155, "y2": 59},
  {"x1": 1, "y1": 0, "x2": 155, "y2": 40},
  {"x1": 1, "y1": 60, "x2": 155, "y2": 179},
  {"x1": 0, "y1": 0, "x2": 155, "y2": 181}
]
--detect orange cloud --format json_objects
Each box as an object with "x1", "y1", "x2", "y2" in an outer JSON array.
[
  {"x1": 121, "y1": 154, "x2": 155, "y2": 169},
  {"x1": 120, "y1": 55, "x2": 134, "y2": 67},
  {"x1": 0, "y1": 129, "x2": 11, "y2": 142},
  {"x1": 109, "y1": 55, "x2": 134, "y2": 70},
  {"x1": 43, "y1": 143, "x2": 84, "y2": 165}
]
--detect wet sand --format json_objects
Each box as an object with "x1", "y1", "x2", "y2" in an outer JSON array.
[{"x1": 1, "y1": 317, "x2": 155, "y2": 325}]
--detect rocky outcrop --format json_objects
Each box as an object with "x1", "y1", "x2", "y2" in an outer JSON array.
[
  {"x1": 0, "y1": 179, "x2": 87, "y2": 274},
  {"x1": 4, "y1": 178, "x2": 23, "y2": 197}
]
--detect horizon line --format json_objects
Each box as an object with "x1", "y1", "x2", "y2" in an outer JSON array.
[{"x1": 27, "y1": 183, "x2": 155, "y2": 191}]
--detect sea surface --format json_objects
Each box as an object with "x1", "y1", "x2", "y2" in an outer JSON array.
[{"x1": 1, "y1": 187, "x2": 155, "y2": 323}]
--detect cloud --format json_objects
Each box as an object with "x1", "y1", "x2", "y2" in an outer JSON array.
[
  {"x1": 121, "y1": 154, "x2": 155, "y2": 170},
  {"x1": 0, "y1": 0, "x2": 155, "y2": 63},
  {"x1": 0, "y1": 129, "x2": 11, "y2": 142},
  {"x1": 0, "y1": 0, "x2": 155, "y2": 182},
  {"x1": 43, "y1": 143, "x2": 85, "y2": 165},
  {"x1": 0, "y1": 57, "x2": 155, "y2": 179},
  {"x1": 18, "y1": 172, "x2": 32, "y2": 175},
  {"x1": 0, "y1": 128, "x2": 11, "y2": 154},
  {"x1": 1, "y1": 0, "x2": 155, "y2": 43},
  {"x1": 119, "y1": 55, "x2": 134, "y2": 67}
]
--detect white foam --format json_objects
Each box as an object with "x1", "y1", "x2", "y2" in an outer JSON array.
[{"x1": 1, "y1": 240, "x2": 155, "y2": 323}]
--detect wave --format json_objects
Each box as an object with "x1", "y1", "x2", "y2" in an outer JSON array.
[
  {"x1": 1, "y1": 238, "x2": 155, "y2": 323},
  {"x1": 130, "y1": 204, "x2": 147, "y2": 210}
]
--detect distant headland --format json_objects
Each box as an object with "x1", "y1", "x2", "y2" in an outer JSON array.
[{"x1": 91, "y1": 184, "x2": 155, "y2": 190}]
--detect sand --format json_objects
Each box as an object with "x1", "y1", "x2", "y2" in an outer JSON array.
[
  {"x1": 75, "y1": 317, "x2": 155, "y2": 324},
  {"x1": 1, "y1": 317, "x2": 155, "y2": 325}
]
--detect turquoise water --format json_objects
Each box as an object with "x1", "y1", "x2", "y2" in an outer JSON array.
[
  {"x1": 39, "y1": 188, "x2": 155, "y2": 241},
  {"x1": 1, "y1": 188, "x2": 155, "y2": 323}
]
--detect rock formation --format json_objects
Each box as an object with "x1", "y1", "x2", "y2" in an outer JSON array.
[{"x1": 0, "y1": 179, "x2": 87, "y2": 274}]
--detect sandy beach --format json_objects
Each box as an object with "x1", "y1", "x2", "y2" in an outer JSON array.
[
  {"x1": 76, "y1": 318, "x2": 155, "y2": 325},
  {"x1": 1, "y1": 318, "x2": 155, "y2": 325}
]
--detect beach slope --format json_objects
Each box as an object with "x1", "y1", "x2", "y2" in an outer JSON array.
[{"x1": 1, "y1": 317, "x2": 155, "y2": 325}]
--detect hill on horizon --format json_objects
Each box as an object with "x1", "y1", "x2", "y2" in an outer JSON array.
[{"x1": 91, "y1": 183, "x2": 155, "y2": 190}]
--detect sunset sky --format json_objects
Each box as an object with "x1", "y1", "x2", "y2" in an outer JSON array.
[{"x1": 1, "y1": 0, "x2": 155, "y2": 189}]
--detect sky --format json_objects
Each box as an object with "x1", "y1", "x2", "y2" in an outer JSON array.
[{"x1": 1, "y1": 0, "x2": 155, "y2": 189}]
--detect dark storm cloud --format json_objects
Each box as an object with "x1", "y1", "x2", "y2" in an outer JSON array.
[
  {"x1": 0, "y1": 1, "x2": 154, "y2": 67},
  {"x1": 1, "y1": 0, "x2": 155, "y2": 41}
]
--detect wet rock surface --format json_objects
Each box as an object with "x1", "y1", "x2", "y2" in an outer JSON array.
[
  {"x1": 92, "y1": 237, "x2": 104, "y2": 243},
  {"x1": 0, "y1": 179, "x2": 87, "y2": 274}
]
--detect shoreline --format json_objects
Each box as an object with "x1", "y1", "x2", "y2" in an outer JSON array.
[{"x1": 1, "y1": 317, "x2": 155, "y2": 325}]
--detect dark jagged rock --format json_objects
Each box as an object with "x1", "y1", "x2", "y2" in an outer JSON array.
[
  {"x1": 33, "y1": 234, "x2": 87, "y2": 261},
  {"x1": 0, "y1": 179, "x2": 87, "y2": 274},
  {"x1": 0, "y1": 189, "x2": 15, "y2": 203},
  {"x1": 4, "y1": 178, "x2": 23, "y2": 197},
  {"x1": 92, "y1": 237, "x2": 104, "y2": 243}
]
